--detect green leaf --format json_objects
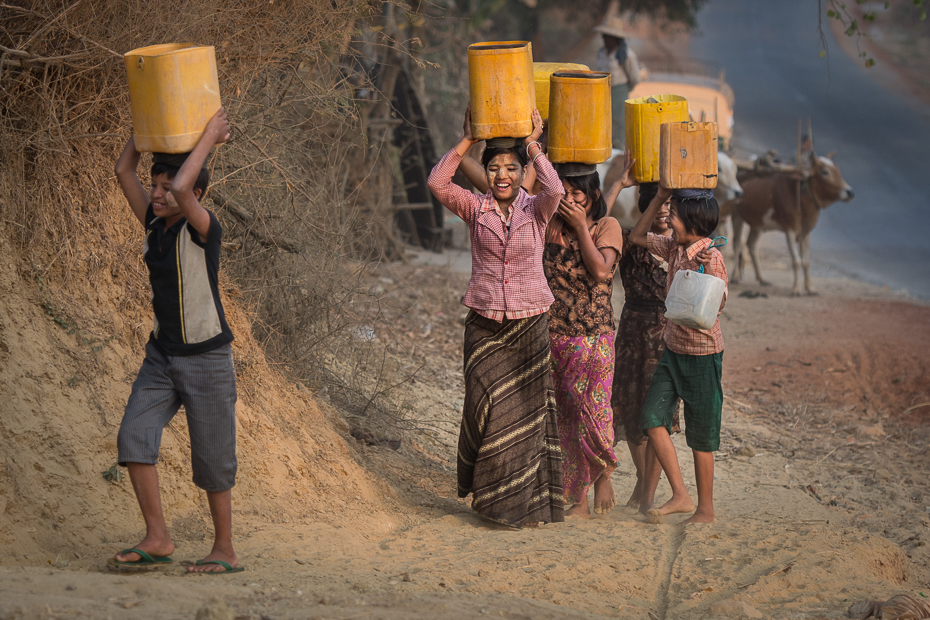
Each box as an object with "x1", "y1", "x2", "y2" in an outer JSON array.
[
  {"x1": 820, "y1": 49, "x2": 827, "y2": 58},
  {"x1": 921, "y1": 9, "x2": 927, "y2": 20},
  {"x1": 865, "y1": 57, "x2": 876, "y2": 68},
  {"x1": 827, "y1": 9, "x2": 837, "y2": 17},
  {"x1": 845, "y1": 19, "x2": 859, "y2": 36},
  {"x1": 884, "y1": 1, "x2": 890, "y2": 8}
]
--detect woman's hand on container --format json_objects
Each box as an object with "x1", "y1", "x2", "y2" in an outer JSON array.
[
  {"x1": 525, "y1": 109, "x2": 544, "y2": 147},
  {"x1": 557, "y1": 197, "x2": 587, "y2": 231},
  {"x1": 206, "y1": 108, "x2": 231, "y2": 145},
  {"x1": 454, "y1": 106, "x2": 478, "y2": 156},
  {"x1": 656, "y1": 185, "x2": 673, "y2": 203},
  {"x1": 461, "y1": 105, "x2": 475, "y2": 143},
  {"x1": 617, "y1": 150, "x2": 636, "y2": 188},
  {"x1": 604, "y1": 151, "x2": 637, "y2": 208}
]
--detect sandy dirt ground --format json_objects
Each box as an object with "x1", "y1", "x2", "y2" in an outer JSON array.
[{"x1": 2, "y1": 236, "x2": 928, "y2": 620}]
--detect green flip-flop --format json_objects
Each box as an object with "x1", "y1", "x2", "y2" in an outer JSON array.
[
  {"x1": 187, "y1": 559, "x2": 244, "y2": 575},
  {"x1": 107, "y1": 548, "x2": 173, "y2": 568}
]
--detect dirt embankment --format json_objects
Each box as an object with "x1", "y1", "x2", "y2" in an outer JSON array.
[{"x1": 0, "y1": 224, "x2": 407, "y2": 568}]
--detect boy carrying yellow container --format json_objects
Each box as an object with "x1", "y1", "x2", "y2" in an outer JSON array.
[{"x1": 109, "y1": 108, "x2": 243, "y2": 573}]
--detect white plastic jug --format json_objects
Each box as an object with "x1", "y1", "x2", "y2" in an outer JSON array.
[{"x1": 664, "y1": 269, "x2": 726, "y2": 330}]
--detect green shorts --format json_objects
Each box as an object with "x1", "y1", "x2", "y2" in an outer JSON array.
[{"x1": 641, "y1": 348, "x2": 723, "y2": 452}]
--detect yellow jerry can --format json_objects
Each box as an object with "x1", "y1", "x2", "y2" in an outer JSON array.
[
  {"x1": 625, "y1": 94, "x2": 689, "y2": 183},
  {"x1": 547, "y1": 71, "x2": 613, "y2": 165},
  {"x1": 124, "y1": 43, "x2": 221, "y2": 154},
  {"x1": 468, "y1": 41, "x2": 535, "y2": 140},
  {"x1": 532, "y1": 62, "x2": 589, "y2": 120},
  {"x1": 660, "y1": 121, "x2": 718, "y2": 189}
]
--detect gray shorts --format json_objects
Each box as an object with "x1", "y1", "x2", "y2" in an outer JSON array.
[{"x1": 118, "y1": 341, "x2": 237, "y2": 492}]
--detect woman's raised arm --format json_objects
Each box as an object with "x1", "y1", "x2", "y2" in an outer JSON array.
[{"x1": 428, "y1": 107, "x2": 482, "y2": 223}]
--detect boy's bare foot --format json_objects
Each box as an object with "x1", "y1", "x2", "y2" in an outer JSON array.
[
  {"x1": 648, "y1": 494, "x2": 695, "y2": 518},
  {"x1": 682, "y1": 509, "x2": 716, "y2": 525},
  {"x1": 626, "y1": 486, "x2": 643, "y2": 510},
  {"x1": 565, "y1": 500, "x2": 591, "y2": 519},
  {"x1": 187, "y1": 549, "x2": 239, "y2": 573},
  {"x1": 592, "y1": 473, "x2": 617, "y2": 515},
  {"x1": 112, "y1": 536, "x2": 175, "y2": 563}
]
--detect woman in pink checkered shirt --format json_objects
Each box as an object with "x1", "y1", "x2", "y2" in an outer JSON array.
[{"x1": 427, "y1": 107, "x2": 566, "y2": 528}]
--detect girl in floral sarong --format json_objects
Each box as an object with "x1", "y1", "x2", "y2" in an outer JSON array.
[{"x1": 543, "y1": 160, "x2": 631, "y2": 518}]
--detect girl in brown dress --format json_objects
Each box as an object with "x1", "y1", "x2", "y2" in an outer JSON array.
[
  {"x1": 544, "y1": 165, "x2": 624, "y2": 518},
  {"x1": 611, "y1": 183, "x2": 681, "y2": 512}
]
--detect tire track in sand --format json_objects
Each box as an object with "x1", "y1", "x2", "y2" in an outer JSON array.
[{"x1": 654, "y1": 524, "x2": 687, "y2": 620}]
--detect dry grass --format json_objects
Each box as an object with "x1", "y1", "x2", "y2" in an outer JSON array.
[{"x1": 0, "y1": 0, "x2": 428, "y2": 420}]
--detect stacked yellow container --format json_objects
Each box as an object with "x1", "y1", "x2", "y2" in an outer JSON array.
[
  {"x1": 532, "y1": 62, "x2": 589, "y2": 120},
  {"x1": 124, "y1": 44, "x2": 221, "y2": 154},
  {"x1": 547, "y1": 71, "x2": 613, "y2": 165},
  {"x1": 467, "y1": 41, "x2": 536, "y2": 139},
  {"x1": 625, "y1": 94, "x2": 688, "y2": 183}
]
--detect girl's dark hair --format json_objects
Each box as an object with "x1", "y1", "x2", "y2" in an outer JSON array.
[
  {"x1": 638, "y1": 182, "x2": 659, "y2": 213},
  {"x1": 562, "y1": 171, "x2": 607, "y2": 221},
  {"x1": 151, "y1": 163, "x2": 210, "y2": 196},
  {"x1": 673, "y1": 196, "x2": 719, "y2": 237},
  {"x1": 481, "y1": 145, "x2": 528, "y2": 169}
]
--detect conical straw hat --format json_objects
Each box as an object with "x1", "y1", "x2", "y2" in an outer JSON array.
[{"x1": 594, "y1": 15, "x2": 628, "y2": 39}]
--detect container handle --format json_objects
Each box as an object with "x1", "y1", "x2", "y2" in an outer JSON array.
[
  {"x1": 137, "y1": 57, "x2": 144, "y2": 70},
  {"x1": 697, "y1": 236, "x2": 728, "y2": 274}
]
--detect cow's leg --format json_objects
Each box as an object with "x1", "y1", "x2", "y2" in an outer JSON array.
[
  {"x1": 730, "y1": 210, "x2": 745, "y2": 284},
  {"x1": 784, "y1": 230, "x2": 802, "y2": 295},
  {"x1": 799, "y1": 232, "x2": 817, "y2": 295},
  {"x1": 746, "y1": 227, "x2": 769, "y2": 286}
]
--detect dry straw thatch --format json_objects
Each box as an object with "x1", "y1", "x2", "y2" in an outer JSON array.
[{"x1": 0, "y1": 0, "x2": 423, "y2": 405}]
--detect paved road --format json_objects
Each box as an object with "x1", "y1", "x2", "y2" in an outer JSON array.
[{"x1": 690, "y1": 1, "x2": 930, "y2": 298}]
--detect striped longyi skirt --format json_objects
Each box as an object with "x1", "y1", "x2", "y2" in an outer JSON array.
[{"x1": 457, "y1": 310, "x2": 565, "y2": 527}]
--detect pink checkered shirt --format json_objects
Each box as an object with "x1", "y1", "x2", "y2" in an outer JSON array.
[
  {"x1": 647, "y1": 233, "x2": 728, "y2": 355},
  {"x1": 428, "y1": 149, "x2": 564, "y2": 322}
]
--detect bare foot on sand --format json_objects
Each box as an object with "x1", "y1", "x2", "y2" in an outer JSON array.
[
  {"x1": 186, "y1": 548, "x2": 239, "y2": 573},
  {"x1": 625, "y1": 485, "x2": 643, "y2": 510},
  {"x1": 592, "y1": 471, "x2": 617, "y2": 515},
  {"x1": 646, "y1": 495, "x2": 695, "y2": 523},
  {"x1": 112, "y1": 536, "x2": 175, "y2": 564},
  {"x1": 565, "y1": 499, "x2": 591, "y2": 519},
  {"x1": 681, "y1": 508, "x2": 716, "y2": 525},
  {"x1": 637, "y1": 499, "x2": 656, "y2": 516}
]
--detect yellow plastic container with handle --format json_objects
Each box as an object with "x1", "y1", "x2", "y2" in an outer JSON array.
[
  {"x1": 532, "y1": 62, "x2": 588, "y2": 120},
  {"x1": 468, "y1": 41, "x2": 535, "y2": 140},
  {"x1": 625, "y1": 94, "x2": 689, "y2": 183},
  {"x1": 547, "y1": 71, "x2": 613, "y2": 165},
  {"x1": 660, "y1": 121, "x2": 718, "y2": 189},
  {"x1": 124, "y1": 43, "x2": 221, "y2": 153}
]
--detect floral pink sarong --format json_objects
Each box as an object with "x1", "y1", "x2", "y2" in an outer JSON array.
[{"x1": 549, "y1": 332, "x2": 619, "y2": 505}]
